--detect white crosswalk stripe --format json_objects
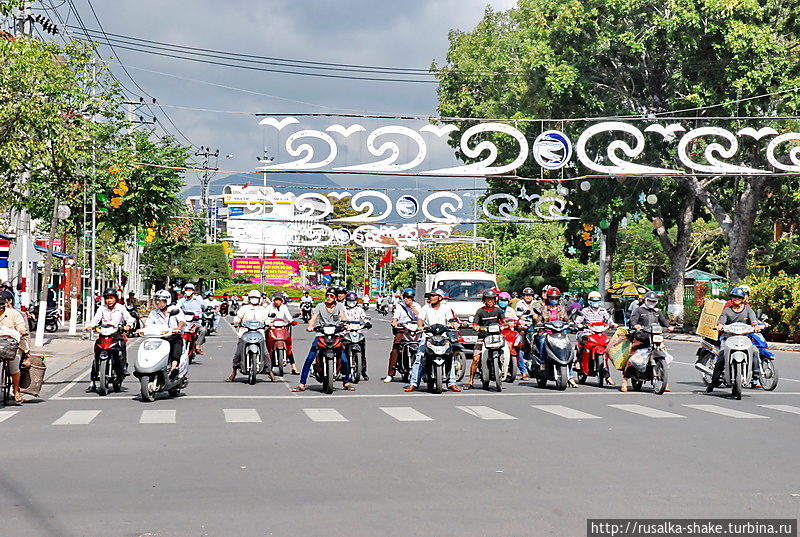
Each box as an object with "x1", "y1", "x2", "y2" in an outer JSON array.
[
  {"x1": 0, "y1": 411, "x2": 19, "y2": 423},
  {"x1": 609, "y1": 404, "x2": 685, "y2": 419},
  {"x1": 532, "y1": 405, "x2": 601, "y2": 420},
  {"x1": 140, "y1": 409, "x2": 176, "y2": 424},
  {"x1": 303, "y1": 408, "x2": 348, "y2": 422},
  {"x1": 683, "y1": 404, "x2": 768, "y2": 419},
  {"x1": 456, "y1": 405, "x2": 517, "y2": 420},
  {"x1": 381, "y1": 406, "x2": 434, "y2": 422},
  {"x1": 53, "y1": 410, "x2": 101, "y2": 425},
  {"x1": 223, "y1": 409, "x2": 262, "y2": 423},
  {"x1": 758, "y1": 404, "x2": 800, "y2": 415}
]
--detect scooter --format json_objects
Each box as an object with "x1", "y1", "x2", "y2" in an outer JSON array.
[
  {"x1": 125, "y1": 305, "x2": 141, "y2": 337},
  {"x1": 201, "y1": 305, "x2": 217, "y2": 336},
  {"x1": 267, "y1": 318, "x2": 294, "y2": 377},
  {"x1": 182, "y1": 316, "x2": 200, "y2": 363},
  {"x1": 229, "y1": 298, "x2": 240, "y2": 317},
  {"x1": 396, "y1": 321, "x2": 421, "y2": 383},
  {"x1": 576, "y1": 322, "x2": 611, "y2": 387},
  {"x1": 478, "y1": 323, "x2": 506, "y2": 392},
  {"x1": 313, "y1": 323, "x2": 346, "y2": 394},
  {"x1": 219, "y1": 299, "x2": 229, "y2": 316},
  {"x1": 718, "y1": 322, "x2": 756, "y2": 400},
  {"x1": 343, "y1": 319, "x2": 371, "y2": 384},
  {"x1": 422, "y1": 324, "x2": 457, "y2": 394},
  {"x1": 300, "y1": 301, "x2": 313, "y2": 323},
  {"x1": 528, "y1": 320, "x2": 574, "y2": 391},
  {"x1": 696, "y1": 322, "x2": 778, "y2": 391},
  {"x1": 29, "y1": 304, "x2": 60, "y2": 333},
  {"x1": 238, "y1": 320, "x2": 270, "y2": 385},
  {"x1": 502, "y1": 319, "x2": 521, "y2": 383},
  {"x1": 92, "y1": 324, "x2": 126, "y2": 396},
  {"x1": 134, "y1": 325, "x2": 189, "y2": 402},
  {"x1": 625, "y1": 324, "x2": 669, "y2": 395}
]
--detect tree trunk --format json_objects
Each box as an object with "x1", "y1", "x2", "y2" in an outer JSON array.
[
  {"x1": 599, "y1": 219, "x2": 619, "y2": 300},
  {"x1": 34, "y1": 194, "x2": 61, "y2": 348}
]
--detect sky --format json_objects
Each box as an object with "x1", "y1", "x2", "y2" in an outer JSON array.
[{"x1": 30, "y1": 0, "x2": 518, "y2": 185}]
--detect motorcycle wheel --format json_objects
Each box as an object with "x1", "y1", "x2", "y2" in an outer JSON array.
[
  {"x1": 453, "y1": 351, "x2": 465, "y2": 382},
  {"x1": 699, "y1": 352, "x2": 714, "y2": 386},
  {"x1": 577, "y1": 372, "x2": 587, "y2": 385},
  {"x1": 760, "y1": 359, "x2": 779, "y2": 391},
  {"x1": 432, "y1": 363, "x2": 443, "y2": 394},
  {"x1": 507, "y1": 355, "x2": 516, "y2": 383},
  {"x1": 652, "y1": 358, "x2": 668, "y2": 395},
  {"x1": 275, "y1": 349, "x2": 285, "y2": 377},
  {"x1": 481, "y1": 360, "x2": 490, "y2": 391},
  {"x1": 493, "y1": 359, "x2": 502, "y2": 392},
  {"x1": 45, "y1": 321, "x2": 58, "y2": 333},
  {"x1": 596, "y1": 356, "x2": 605, "y2": 388},
  {"x1": 97, "y1": 361, "x2": 108, "y2": 396},
  {"x1": 555, "y1": 364, "x2": 568, "y2": 391},
  {"x1": 732, "y1": 362, "x2": 742, "y2": 400},
  {"x1": 631, "y1": 378, "x2": 643, "y2": 391},
  {"x1": 140, "y1": 375, "x2": 156, "y2": 402},
  {"x1": 536, "y1": 377, "x2": 548, "y2": 388},
  {"x1": 323, "y1": 357, "x2": 334, "y2": 394},
  {"x1": 351, "y1": 349, "x2": 361, "y2": 384},
  {"x1": 248, "y1": 353, "x2": 257, "y2": 385}
]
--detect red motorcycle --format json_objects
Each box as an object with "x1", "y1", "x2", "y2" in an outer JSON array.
[
  {"x1": 502, "y1": 318, "x2": 522, "y2": 382},
  {"x1": 93, "y1": 324, "x2": 127, "y2": 396},
  {"x1": 313, "y1": 324, "x2": 346, "y2": 394},
  {"x1": 576, "y1": 321, "x2": 611, "y2": 387},
  {"x1": 267, "y1": 318, "x2": 296, "y2": 377},
  {"x1": 182, "y1": 317, "x2": 200, "y2": 363}
]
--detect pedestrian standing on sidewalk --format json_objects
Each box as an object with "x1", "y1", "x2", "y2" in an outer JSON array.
[{"x1": 0, "y1": 297, "x2": 29, "y2": 404}]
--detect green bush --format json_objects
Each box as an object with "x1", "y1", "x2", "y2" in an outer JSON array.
[{"x1": 743, "y1": 272, "x2": 800, "y2": 336}]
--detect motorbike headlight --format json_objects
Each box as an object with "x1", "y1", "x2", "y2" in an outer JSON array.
[
  {"x1": 428, "y1": 344, "x2": 449, "y2": 354},
  {"x1": 549, "y1": 337, "x2": 569, "y2": 349},
  {"x1": 142, "y1": 340, "x2": 162, "y2": 351}
]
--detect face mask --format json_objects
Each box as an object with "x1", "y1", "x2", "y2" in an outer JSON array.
[
  {"x1": 346, "y1": 300, "x2": 357, "y2": 308},
  {"x1": 184, "y1": 290, "x2": 193, "y2": 297},
  {"x1": 645, "y1": 300, "x2": 657, "y2": 309},
  {"x1": 548, "y1": 298, "x2": 559, "y2": 306},
  {"x1": 589, "y1": 300, "x2": 601, "y2": 309},
  {"x1": 498, "y1": 300, "x2": 509, "y2": 308},
  {"x1": 249, "y1": 297, "x2": 260, "y2": 305}
]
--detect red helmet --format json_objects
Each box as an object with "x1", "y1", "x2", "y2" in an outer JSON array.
[{"x1": 545, "y1": 287, "x2": 561, "y2": 297}]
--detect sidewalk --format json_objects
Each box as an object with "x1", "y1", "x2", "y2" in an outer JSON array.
[
  {"x1": 29, "y1": 329, "x2": 95, "y2": 398},
  {"x1": 666, "y1": 332, "x2": 800, "y2": 352}
]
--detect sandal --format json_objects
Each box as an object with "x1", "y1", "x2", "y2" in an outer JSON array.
[
  {"x1": 620, "y1": 384, "x2": 628, "y2": 392},
  {"x1": 291, "y1": 385, "x2": 307, "y2": 392},
  {"x1": 14, "y1": 392, "x2": 24, "y2": 403},
  {"x1": 343, "y1": 384, "x2": 356, "y2": 391},
  {"x1": 462, "y1": 384, "x2": 475, "y2": 390}
]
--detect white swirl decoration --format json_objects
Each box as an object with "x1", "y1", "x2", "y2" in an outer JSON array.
[
  {"x1": 576, "y1": 122, "x2": 682, "y2": 175},
  {"x1": 264, "y1": 129, "x2": 338, "y2": 170},
  {"x1": 482, "y1": 194, "x2": 528, "y2": 221},
  {"x1": 291, "y1": 223, "x2": 334, "y2": 246},
  {"x1": 677, "y1": 127, "x2": 768, "y2": 174},
  {"x1": 535, "y1": 196, "x2": 578, "y2": 221},
  {"x1": 422, "y1": 192, "x2": 464, "y2": 223},
  {"x1": 293, "y1": 193, "x2": 332, "y2": 221},
  {"x1": 336, "y1": 126, "x2": 427, "y2": 172},
  {"x1": 351, "y1": 225, "x2": 384, "y2": 247},
  {"x1": 333, "y1": 191, "x2": 393, "y2": 222},
  {"x1": 423, "y1": 122, "x2": 529, "y2": 175},
  {"x1": 766, "y1": 133, "x2": 800, "y2": 172}
]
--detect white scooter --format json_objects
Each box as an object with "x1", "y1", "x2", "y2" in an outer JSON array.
[{"x1": 134, "y1": 325, "x2": 189, "y2": 402}]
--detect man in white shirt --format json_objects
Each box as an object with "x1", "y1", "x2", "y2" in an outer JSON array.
[
  {"x1": 145, "y1": 289, "x2": 187, "y2": 379},
  {"x1": 384, "y1": 289, "x2": 420, "y2": 382},
  {"x1": 226, "y1": 290, "x2": 276, "y2": 382},
  {"x1": 85, "y1": 288, "x2": 135, "y2": 392},
  {"x1": 264, "y1": 292, "x2": 299, "y2": 374},
  {"x1": 406, "y1": 289, "x2": 461, "y2": 392}
]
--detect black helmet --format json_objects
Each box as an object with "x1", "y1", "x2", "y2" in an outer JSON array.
[
  {"x1": 482, "y1": 289, "x2": 498, "y2": 300},
  {"x1": 102, "y1": 287, "x2": 118, "y2": 298},
  {"x1": 335, "y1": 287, "x2": 346, "y2": 296},
  {"x1": 326, "y1": 287, "x2": 337, "y2": 296},
  {"x1": 345, "y1": 291, "x2": 358, "y2": 306},
  {"x1": 522, "y1": 287, "x2": 534, "y2": 295},
  {"x1": 402, "y1": 288, "x2": 416, "y2": 299}
]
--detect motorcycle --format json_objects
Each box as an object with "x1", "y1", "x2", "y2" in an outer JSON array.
[
  {"x1": 422, "y1": 324, "x2": 457, "y2": 394},
  {"x1": 502, "y1": 319, "x2": 521, "y2": 383},
  {"x1": 625, "y1": 324, "x2": 669, "y2": 395},
  {"x1": 313, "y1": 323, "x2": 346, "y2": 394},
  {"x1": 716, "y1": 322, "x2": 757, "y2": 400},
  {"x1": 182, "y1": 315, "x2": 200, "y2": 363},
  {"x1": 478, "y1": 323, "x2": 506, "y2": 391},
  {"x1": 29, "y1": 305, "x2": 60, "y2": 333},
  {"x1": 342, "y1": 319, "x2": 371, "y2": 384},
  {"x1": 238, "y1": 320, "x2": 269, "y2": 385},
  {"x1": 527, "y1": 320, "x2": 574, "y2": 391},
  {"x1": 126, "y1": 305, "x2": 141, "y2": 337},
  {"x1": 696, "y1": 322, "x2": 778, "y2": 391},
  {"x1": 229, "y1": 298, "x2": 240, "y2": 317},
  {"x1": 201, "y1": 305, "x2": 217, "y2": 336},
  {"x1": 267, "y1": 318, "x2": 294, "y2": 377},
  {"x1": 300, "y1": 301, "x2": 313, "y2": 323},
  {"x1": 376, "y1": 301, "x2": 390, "y2": 316},
  {"x1": 396, "y1": 321, "x2": 421, "y2": 383},
  {"x1": 92, "y1": 324, "x2": 126, "y2": 396},
  {"x1": 576, "y1": 322, "x2": 611, "y2": 387},
  {"x1": 134, "y1": 324, "x2": 189, "y2": 402}
]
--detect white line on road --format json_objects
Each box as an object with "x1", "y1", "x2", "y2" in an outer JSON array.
[
  {"x1": 758, "y1": 404, "x2": 800, "y2": 415},
  {"x1": 303, "y1": 408, "x2": 348, "y2": 422},
  {"x1": 683, "y1": 404, "x2": 768, "y2": 419},
  {"x1": 49, "y1": 368, "x2": 91, "y2": 400},
  {"x1": 608, "y1": 404, "x2": 685, "y2": 418},
  {"x1": 140, "y1": 409, "x2": 176, "y2": 424},
  {"x1": 672, "y1": 361, "x2": 800, "y2": 383},
  {"x1": 223, "y1": 408, "x2": 262, "y2": 423},
  {"x1": 0, "y1": 411, "x2": 19, "y2": 423},
  {"x1": 456, "y1": 405, "x2": 517, "y2": 420},
  {"x1": 53, "y1": 410, "x2": 101, "y2": 425},
  {"x1": 532, "y1": 405, "x2": 601, "y2": 420},
  {"x1": 380, "y1": 406, "x2": 434, "y2": 422}
]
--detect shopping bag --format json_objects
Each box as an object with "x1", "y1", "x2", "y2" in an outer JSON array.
[{"x1": 607, "y1": 327, "x2": 631, "y2": 370}]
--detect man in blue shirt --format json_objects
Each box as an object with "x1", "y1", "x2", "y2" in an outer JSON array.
[{"x1": 176, "y1": 283, "x2": 207, "y2": 355}]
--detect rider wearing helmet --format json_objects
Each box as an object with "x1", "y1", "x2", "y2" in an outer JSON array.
[
  {"x1": 343, "y1": 291, "x2": 371, "y2": 380},
  {"x1": 176, "y1": 283, "x2": 208, "y2": 355},
  {"x1": 335, "y1": 287, "x2": 347, "y2": 304},
  {"x1": 497, "y1": 291, "x2": 526, "y2": 380},
  {"x1": 515, "y1": 287, "x2": 541, "y2": 322},
  {"x1": 385, "y1": 288, "x2": 421, "y2": 383},
  {"x1": 465, "y1": 289, "x2": 510, "y2": 389},
  {"x1": 226, "y1": 290, "x2": 277, "y2": 383},
  {"x1": 574, "y1": 291, "x2": 617, "y2": 385},
  {"x1": 623, "y1": 291, "x2": 672, "y2": 392},
  {"x1": 708, "y1": 287, "x2": 762, "y2": 392},
  {"x1": 535, "y1": 287, "x2": 576, "y2": 386},
  {"x1": 85, "y1": 287, "x2": 135, "y2": 392},
  {"x1": 293, "y1": 287, "x2": 352, "y2": 392},
  {"x1": 265, "y1": 292, "x2": 300, "y2": 375},
  {"x1": 405, "y1": 288, "x2": 461, "y2": 392},
  {"x1": 144, "y1": 289, "x2": 186, "y2": 381}
]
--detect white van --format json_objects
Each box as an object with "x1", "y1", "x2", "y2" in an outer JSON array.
[{"x1": 426, "y1": 270, "x2": 498, "y2": 345}]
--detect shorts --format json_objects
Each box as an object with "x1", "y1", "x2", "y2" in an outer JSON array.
[{"x1": 7, "y1": 352, "x2": 21, "y2": 375}]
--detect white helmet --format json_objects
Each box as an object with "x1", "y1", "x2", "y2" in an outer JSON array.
[
  {"x1": 154, "y1": 289, "x2": 171, "y2": 304},
  {"x1": 184, "y1": 283, "x2": 195, "y2": 290},
  {"x1": 588, "y1": 291, "x2": 602, "y2": 301},
  {"x1": 247, "y1": 289, "x2": 261, "y2": 305}
]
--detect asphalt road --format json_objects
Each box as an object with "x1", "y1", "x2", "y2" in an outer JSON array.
[{"x1": 2, "y1": 306, "x2": 799, "y2": 537}]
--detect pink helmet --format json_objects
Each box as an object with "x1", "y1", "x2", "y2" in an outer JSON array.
[{"x1": 498, "y1": 291, "x2": 511, "y2": 300}]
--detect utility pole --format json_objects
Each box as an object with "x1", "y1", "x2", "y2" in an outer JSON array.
[
  {"x1": 195, "y1": 146, "x2": 218, "y2": 243},
  {"x1": 257, "y1": 147, "x2": 274, "y2": 187},
  {"x1": 14, "y1": 2, "x2": 32, "y2": 37}
]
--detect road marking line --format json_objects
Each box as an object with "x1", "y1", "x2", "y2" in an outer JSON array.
[
  {"x1": 303, "y1": 408, "x2": 348, "y2": 422},
  {"x1": 49, "y1": 368, "x2": 91, "y2": 400},
  {"x1": 531, "y1": 405, "x2": 601, "y2": 420},
  {"x1": 380, "y1": 406, "x2": 434, "y2": 422},
  {"x1": 140, "y1": 409, "x2": 176, "y2": 424},
  {"x1": 758, "y1": 404, "x2": 800, "y2": 415},
  {"x1": 683, "y1": 404, "x2": 768, "y2": 419},
  {"x1": 608, "y1": 404, "x2": 685, "y2": 418},
  {"x1": 0, "y1": 411, "x2": 19, "y2": 423},
  {"x1": 456, "y1": 405, "x2": 517, "y2": 420},
  {"x1": 53, "y1": 410, "x2": 101, "y2": 425},
  {"x1": 223, "y1": 408, "x2": 262, "y2": 423}
]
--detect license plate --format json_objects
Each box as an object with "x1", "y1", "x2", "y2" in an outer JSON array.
[{"x1": 463, "y1": 336, "x2": 478, "y2": 343}]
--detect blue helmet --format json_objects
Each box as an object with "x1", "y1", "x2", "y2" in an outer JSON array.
[
  {"x1": 402, "y1": 288, "x2": 416, "y2": 298},
  {"x1": 729, "y1": 287, "x2": 746, "y2": 299}
]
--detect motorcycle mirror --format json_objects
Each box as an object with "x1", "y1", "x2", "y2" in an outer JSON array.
[
  {"x1": 168, "y1": 307, "x2": 181, "y2": 316},
  {"x1": 293, "y1": 313, "x2": 301, "y2": 318}
]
